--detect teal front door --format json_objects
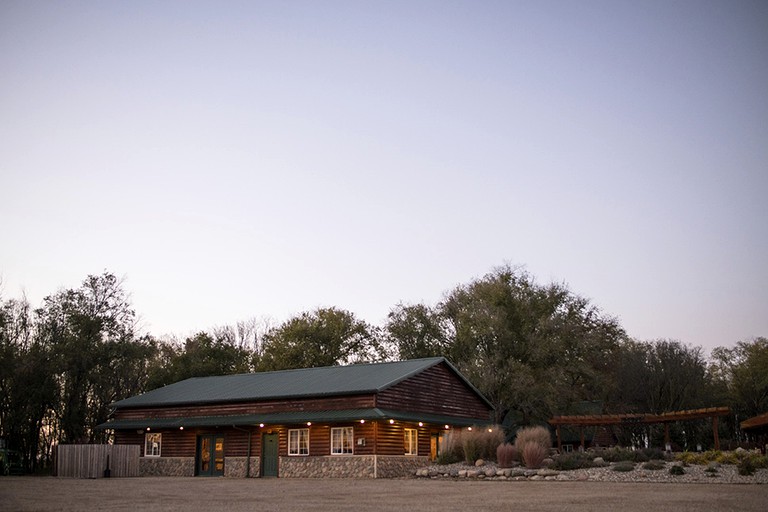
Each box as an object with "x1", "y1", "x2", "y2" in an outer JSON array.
[
  {"x1": 261, "y1": 433, "x2": 278, "y2": 477},
  {"x1": 197, "y1": 435, "x2": 225, "y2": 476}
]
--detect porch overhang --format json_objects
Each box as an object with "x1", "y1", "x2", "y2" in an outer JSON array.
[{"x1": 96, "y1": 407, "x2": 491, "y2": 431}]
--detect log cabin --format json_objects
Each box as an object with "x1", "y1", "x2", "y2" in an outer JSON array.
[{"x1": 98, "y1": 357, "x2": 493, "y2": 478}]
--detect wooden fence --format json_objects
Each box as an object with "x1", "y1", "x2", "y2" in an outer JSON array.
[{"x1": 57, "y1": 444, "x2": 140, "y2": 478}]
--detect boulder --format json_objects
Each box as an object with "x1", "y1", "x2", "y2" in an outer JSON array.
[{"x1": 475, "y1": 459, "x2": 486, "y2": 467}]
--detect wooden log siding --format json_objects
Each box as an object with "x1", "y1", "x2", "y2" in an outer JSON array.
[
  {"x1": 376, "y1": 363, "x2": 491, "y2": 420},
  {"x1": 375, "y1": 422, "x2": 432, "y2": 456},
  {"x1": 114, "y1": 394, "x2": 377, "y2": 421}
]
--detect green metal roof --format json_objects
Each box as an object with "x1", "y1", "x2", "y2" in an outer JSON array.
[
  {"x1": 97, "y1": 408, "x2": 491, "y2": 431},
  {"x1": 112, "y1": 357, "x2": 491, "y2": 409}
]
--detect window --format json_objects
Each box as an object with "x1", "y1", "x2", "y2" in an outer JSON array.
[
  {"x1": 145, "y1": 433, "x2": 161, "y2": 457},
  {"x1": 331, "y1": 427, "x2": 354, "y2": 455},
  {"x1": 288, "y1": 428, "x2": 309, "y2": 456},
  {"x1": 404, "y1": 428, "x2": 418, "y2": 455}
]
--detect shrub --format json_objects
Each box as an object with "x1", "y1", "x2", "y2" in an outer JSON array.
[
  {"x1": 612, "y1": 461, "x2": 635, "y2": 472},
  {"x1": 497, "y1": 443, "x2": 518, "y2": 468},
  {"x1": 737, "y1": 457, "x2": 756, "y2": 476},
  {"x1": 461, "y1": 431, "x2": 480, "y2": 463},
  {"x1": 551, "y1": 452, "x2": 594, "y2": 471},
  {"x1": 522, "y1": 441, "x2": 548, "y2": 469},
  {"x1": 436, "y1": 430, "x2": 463, "y2": 465},
  {"x1": 669, "y1": 464, "x2": 685, "y2": 476},
  {"x1": 640, "y1": 447, "x2": 667, "y2": 461},
  {"x1": 514, "y1": 426, "x2": 552, "y2": 455},
  {"x1": 478, "y1": 426, "x2": 505, "y2": 461},
  {"x1": 641, "y1": 460, "x2": 666, "y2": 471},
  {"x1": 594, "y1": 447, "x2": 636, "y2": 463}
]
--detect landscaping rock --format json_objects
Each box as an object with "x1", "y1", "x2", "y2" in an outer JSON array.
[{"x1": 475, "y1": 459, "x2": 485, "y2": 467}]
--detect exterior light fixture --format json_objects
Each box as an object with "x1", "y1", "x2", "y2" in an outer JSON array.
[
  {"x1": 146, "y1": 427, "x2": 150, "y2": 431},
  {"x1": 444, "y1": 425, "x2": 450, "y2": 430},
  {"x1": 179, "y1": 426, "x2": 184, "y2": 430},
  {"x1": 259, "y1": 423, "x2": 265, "y2": 428},
  {"x1": 306, "y1": 422, "x2": 312, "y2": 426},
  {"x1": 467, "y1": 427, "x2": 472, "y2": 431},
  {"x1": 360, "y1": 419, "x2": 365, "y2": 424},
  {"x1": 418, "y1": 422, "x2": 423, "y2": 427},
  {"x1": 488, "y1": 428, "x2": 493, "y2": 433},
  {"x1": 389, "y1": 419, "x2": 395, "y2": 424}
]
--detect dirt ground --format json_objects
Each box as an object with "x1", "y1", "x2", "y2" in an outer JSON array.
[{"x1": 1, "y1": 477, "x2": 766, "y2": 512}]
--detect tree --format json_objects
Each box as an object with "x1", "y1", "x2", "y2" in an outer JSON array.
[
  {"x1": 146, "y1": 332, "x2": 252, "y2": 389},
  {"x1": 385, "y1": 303, "x2": 448, "y2": 360},
  {"x1": 437, "y1": 265, "x2": 624, "y2": 426},
  {"x1": 712, "y1": 337, "x2": 768, "y2": 419},
  {"x1": 0, "y1": 295, "x2": 57, "y2": 472},
  {"x1": 258, "y1": 307, "x2": 388, "y2": 371},
  {"x1": 35, "y1": 272, "x2": 140, "y2": 443}
]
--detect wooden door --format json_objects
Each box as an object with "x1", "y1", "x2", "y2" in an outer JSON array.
[{"x1": 261, "y1": 433, "x2": 278, "y2": 477}]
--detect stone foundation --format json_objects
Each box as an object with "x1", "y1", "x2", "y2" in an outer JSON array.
[
  {"x1": 139, "y1": 457, "x2": 194, "y2": 477},
  {"x1": 225, "y1": 456, "x2": 261, "y2": 478},
  {"x1": 279, "y1": 456, "x2": 375, "y2": 478},
  {"x1": 376, "y1": 456, "x2": 429, "y2": 478}
]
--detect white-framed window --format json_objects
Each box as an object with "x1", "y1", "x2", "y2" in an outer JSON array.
[
  {"x1": 404, "y1": 428, "x2": 418, "y2": 455},
  {"x1": 145, "y1": 432, "x2": 161, "y2": 457},
  {"x1": 288, "y1": 428, "x2": 309, "y2": 456},
  {"x1": 331, "y1": 427, "x2": 354, "y2": 455}
]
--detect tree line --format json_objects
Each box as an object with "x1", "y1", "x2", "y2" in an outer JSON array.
[{"x1": 1, "y1": 267, "x2": 765, "y2": 471}]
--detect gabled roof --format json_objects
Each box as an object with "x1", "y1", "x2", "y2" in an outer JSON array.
[{"x1": 112, "y1": 357, "x2": 491, "y2": 409}]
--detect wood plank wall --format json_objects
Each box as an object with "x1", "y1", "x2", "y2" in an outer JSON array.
[
  {"x1": 376, "y1": 362, "x2": 492, "y2": 419},
  {"x1": 57, "y1": 444, "x2": 140, "y2": 478},
  {"x1": 115, "y1": 395, "x2": 376, "y2": 420}
]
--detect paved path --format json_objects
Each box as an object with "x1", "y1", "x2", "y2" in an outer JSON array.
[{"x1": 1, "y1": 477, "x2": 767, "y2": 511}]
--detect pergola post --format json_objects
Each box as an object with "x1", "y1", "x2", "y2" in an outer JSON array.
[
  {"x1": 580, "y1": 427, "x2": 585, "y2": 451},
  {"x1": 713, "y1": 416, "x2": 720, "y2": 451},
  {"x1": 556, "y1": 425, "x2": 562, "y2": 452},
  {"x1": 664, "y1": 423, "x2": 670, "y2": 450}
]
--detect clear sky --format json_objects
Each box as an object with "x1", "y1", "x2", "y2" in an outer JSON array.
[{"x1": 1, "y1": 1, "x2": 766, "y2": 354}]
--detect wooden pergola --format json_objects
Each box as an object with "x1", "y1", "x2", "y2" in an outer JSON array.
[{"x1": 549, "y1": 406, "x2": 730, "y2": 452}]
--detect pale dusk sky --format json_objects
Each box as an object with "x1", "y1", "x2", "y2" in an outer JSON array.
[{"x1": 1, "y1": 1, "x2": 766, "y2": 353}]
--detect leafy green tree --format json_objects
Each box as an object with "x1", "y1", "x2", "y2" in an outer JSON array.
[
  {"x1": 386, "y1": 303, "x2": 448, "y2": 360},
  {"x1": 0, "y1": 296, "x2": 57, "y2": 472},
  {"x1": 146, "y1": 332, "x2": 252, "y2": 389},
  {"x1": 259, "y1": 307, "x2": 388, "y2": 371},
  {"x1": 712, "y1": 337, "x2": 768, "y2": 419},
  {"x1": 438, "y1": 265, "x2": 624, "y2": 425}
]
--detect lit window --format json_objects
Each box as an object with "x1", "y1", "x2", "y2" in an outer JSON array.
[
  {"x1": 145, "y1": 433, "x2": 161, "y2": 457},
  {"x1": 288, "y1": 428, "x2": 309, "y2": 456},
  {"x1": 404, "y1": 428, "x2": 418, "y2": 455},
  {"x1": 331, "y1": 427, "x2": 354, "y2": 455}
]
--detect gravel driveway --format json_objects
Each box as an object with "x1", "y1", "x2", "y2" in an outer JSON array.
[{"x1": 1, "y1": 477, "x2": 767, "y2": 512}]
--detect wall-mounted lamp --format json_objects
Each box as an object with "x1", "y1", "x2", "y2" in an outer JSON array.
[
  {"x1": 389, "y1": 419, "x2": 395, "y2": 424},
  {"x1": 259, "y1": 423, "x2": 265, "y2": 428},
  {"x1": 418, "y1": 422, "x2": 424, "y2": 427},
  {"x1": 306, "y1": 422, "x2": 312, "y2": 426},
  {"x1": 360, "y1": 419, "x2": 365, "y2": 424}
]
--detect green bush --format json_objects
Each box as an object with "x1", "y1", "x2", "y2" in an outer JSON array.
[
  {"x1": 551, "y1": 452, "x2": 594, "y2": 471},
  {"x1": 669, "y1": 464, "x2": 685, "y2": 476},
  {"x1": 642, "y1": 460, "x2": 666, "y2": 471},
  {"x1": 737, "y1": 457, "x2": 756, "y2": 476},
  {"x1": 595, "y1": 447, "x2": 636, "y2": 463},
  {"x1": 612, "y1": 461, "x2": 636, "y2": 472}
]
